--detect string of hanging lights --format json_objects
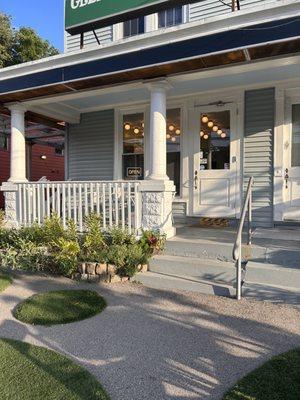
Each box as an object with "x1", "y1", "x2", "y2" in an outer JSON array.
[{"x1": 201, "y1": 114, "x2": 227, "y2": 140}]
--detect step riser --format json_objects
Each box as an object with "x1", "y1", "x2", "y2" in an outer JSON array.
[
  {"x1": 149, "y1": 259, "x2": 235, "y2": 285},
  {"x1": 165, "y1": 241, "x2": 266, "y2": 262}
]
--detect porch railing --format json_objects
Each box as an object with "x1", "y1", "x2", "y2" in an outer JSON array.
[
  {"x1": 15, "y1": 181, "x2": 141, "y2": 234},
  {"x1": 233, "y1": 176, "x2": 254, "y2": 300}
]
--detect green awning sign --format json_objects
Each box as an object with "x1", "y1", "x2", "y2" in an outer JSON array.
[{"x1": 65, "y1": 0, "x2": 192, "y2": 35}]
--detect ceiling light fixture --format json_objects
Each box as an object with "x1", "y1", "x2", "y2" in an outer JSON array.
[
  {"x1": 207, "y1": 121, "x2": 214, "y2": 128},
  {"x1": 124, "y1": 123, "x2": 131, "y2": 131},
  {"x1": 201, "y1": 115, "x2": 209, "y2": 124},
  {"x1": 169, "y1": 124, "x2": 175, "y2": 132}
]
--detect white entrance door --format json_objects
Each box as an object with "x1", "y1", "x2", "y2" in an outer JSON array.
[
  {"x1": 283, "y1": 101, "x2": 300, "y2": 220},
  {"x1": 191, "y1": 105, "x2": 239, "y2": 217}
]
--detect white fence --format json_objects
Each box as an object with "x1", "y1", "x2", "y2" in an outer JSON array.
[{"x1": 15, "y1": 181, "x2": 141, "y2": 234}]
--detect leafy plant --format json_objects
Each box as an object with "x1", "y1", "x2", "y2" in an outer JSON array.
[
  {"x1": 106, "y1": 227, "x2": 136, "y2": 246},
  {"x1": 82, "y1": 214, "x2": 106, "y2": 262},
  {"x1": 43, "y1": 214, "x2": 65, "y2": 244},
  {"x1": 117, "y1": 244, "x2": 144, "y2": 278},
  {"x1": 139, "y1": 230, "x2": 166, "y2": 258},
  {"x1": 52, "y1": 238, "x2": 80, "y2": 277},
  {"x1": 0, "y1": 211, "x2": 5, "y2": 228}
]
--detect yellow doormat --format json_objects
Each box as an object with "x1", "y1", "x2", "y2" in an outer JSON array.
[{"x1": 190, "y1": 218, "x2": 230, "y2": 228}]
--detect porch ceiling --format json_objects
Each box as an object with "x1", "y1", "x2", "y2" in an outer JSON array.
[{"x1": 0, "y1": 13, "x2": 299, "y2": 106}]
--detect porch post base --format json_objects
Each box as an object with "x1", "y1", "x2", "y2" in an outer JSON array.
[
  {"x1": 0, "y1": 182, "x2": 19, "y2": 228},
  {"x1": 139, "y1": 180, "x2": 176, "y2": 239}
]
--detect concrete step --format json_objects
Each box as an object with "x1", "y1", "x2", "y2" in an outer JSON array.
[
  {"x1": 137, "y1": 271, "x2": 300, "y2": 306},
  {"x1": 165, "y1": 238, "x2": 265, "y2": 262},
  {"x1": 150, "y1": 255, "x2": 236, "y2": 285},
  {"x1": 138, "y1": 271, "x2": 235, "y2": 297},
  {"x1": 150, "y1": 254, "x2": 300, "y2": 291}
]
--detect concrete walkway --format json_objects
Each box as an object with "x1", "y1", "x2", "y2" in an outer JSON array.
[{"x1": 0, "y1": 272, "x2": 299, "y2": 400}]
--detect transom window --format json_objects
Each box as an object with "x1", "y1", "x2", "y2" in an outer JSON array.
[
  {"x1": 292, "y1": 104, "x2": 300, "y2": 167},
  {"x1": 158, "y1": 7, "x2": 183, "y2": 28},
  {"x1": 123, "y1": 17, "x2": 145, "y2": 38},
  {"x1": 200, "y1": 111, "x2": 231, "y2": 170}
]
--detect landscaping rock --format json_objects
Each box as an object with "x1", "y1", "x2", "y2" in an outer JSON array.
[
  {"x1": 96, "y1": 263, "x2": 107, "y2": 275},
  {"x1": 88, "y1": 275, "x2": 100, "y2": 283},
  {"x1": 78, "y1": 263, "x2": 86, "y2": 274},
  {"x1": 107, "y1": 264, "x2": 116, "y2": 277},
  {"x1": 138, "y1": 264, "x2": 148, "y2": 273},
  {"x1": 86, "y1": 262, "x2": 97, "y2": 275}
]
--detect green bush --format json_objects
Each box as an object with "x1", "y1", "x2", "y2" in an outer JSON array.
[
  {"x1": 82, "y1": 214, "x2": 106, "y2": 262},
  {"x1": 117, "y1": 244, "x2": 144, "y2": 278},
  {"x1": 139, "y1": 230, "x2": 166, "y2": 258},
  {"x1": 0, "y1": 214, "x2": 163, "y2": 279}
]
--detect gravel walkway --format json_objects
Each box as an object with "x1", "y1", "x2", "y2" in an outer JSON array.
[{"x1": 0, "y1": 272, "x2": 299, "y2": 400}]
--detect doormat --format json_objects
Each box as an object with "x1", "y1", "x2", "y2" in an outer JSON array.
[{"x1": 190, "y1": 218, "x2": 230, "y2": 228}]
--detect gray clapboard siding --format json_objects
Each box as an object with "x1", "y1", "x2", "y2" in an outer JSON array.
[
  {"x1": 67, "y1": 110, "x2": 115, "y2": 181},
  {"x1": 188, "y1": 0, "x2": 270, "y2": 22},
  {"x1": 65, "y1": 27, "x2": 113, "y2": 52},
  {"x1": 244, "y1": 88, "x2": 275, "y2": 227}
]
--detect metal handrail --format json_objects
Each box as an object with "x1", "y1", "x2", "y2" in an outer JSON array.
[{"x1": 233, "y1": 176, "x2": 254, "y2": 300}]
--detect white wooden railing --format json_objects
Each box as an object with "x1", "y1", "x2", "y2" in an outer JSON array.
[{"x1": 15, "y1": 181, "x2": 142, "y2": 234}]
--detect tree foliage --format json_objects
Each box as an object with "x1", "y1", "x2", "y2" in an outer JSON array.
[{"x1": 0, "y1": 12, "x2": 59, "y2": 68}]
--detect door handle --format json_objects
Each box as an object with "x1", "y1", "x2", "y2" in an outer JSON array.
[
  {"x1": 284, "y1": 168, "x2": 289, "y2": 189},
  {"x1": 194, "y1": 170, "x2": 198, "y2": 190}
]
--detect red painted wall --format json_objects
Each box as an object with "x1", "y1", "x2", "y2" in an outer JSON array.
[{"x1": 0, "y1": 144, "x2": 64, "y2": 209}]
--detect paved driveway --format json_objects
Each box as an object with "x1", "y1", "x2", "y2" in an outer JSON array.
[{"x1": 0, "y1": 272, "x2": 299, "y2": 400}]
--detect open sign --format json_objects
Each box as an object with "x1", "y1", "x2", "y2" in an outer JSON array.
[{"x1": 127, "y1": 167, "x2": 142, "y2": 177}]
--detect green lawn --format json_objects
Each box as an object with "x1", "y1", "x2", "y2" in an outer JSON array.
[
  {"x1": 223, "y1": 349, "x2": 300, "y2": 400},
  {"x1": 0, "y1": 273, "x2": 12, "y2": 293},
  {"x1": 0, "y1": 338, "x2": 109, "y2": 400},
  {"x1": 14, "y1": 290, "x2": 106, "y2": 326}
]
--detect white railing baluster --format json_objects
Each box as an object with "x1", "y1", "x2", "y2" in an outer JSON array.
[
  {"x1": 108, "y1": 183, "x2": 113, "y2": 228},
  {"x1": 78, "y1": 183, "x2": 83, "y2": 232},
  {"x1": 62, "y1": 184, "x2": 66, "y2": 229},
  {"x1": 96, "y1": 183, "x2": 100, "y2": 215},
  {"x1": 46, "y1": 184, "x2": 50, "y2": 218},
  {"x1": 121, "y1": 182, "x2": 125, "y2": 230},
  {"x1": 127, "y1": 182, "x2": 132, "y2": 233},
  {"x1": 73, "y1": 183, "x2": 77, "y2": 226},
  {"x1": 12, "y1": 181, "x2": 141, "y2": 234},
  {"x1": 102, "y1": 183, "x2": 106, "y2": 230}
]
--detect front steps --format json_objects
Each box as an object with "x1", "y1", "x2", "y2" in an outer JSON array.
[{"x1": 138, "y1": 226, "x2": 300, "y2": 305}]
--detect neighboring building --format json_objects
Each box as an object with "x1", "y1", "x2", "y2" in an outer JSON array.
[
  {"x1": 0, "y1": 114, "x2": 64, "y2": 208},
  {"x1": 0, "y1": 0, "x2": 300, "y2": 236}
]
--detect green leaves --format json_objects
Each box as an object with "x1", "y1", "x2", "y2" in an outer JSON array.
[{"x1": 0, "y1": 12, "x2": 59, "y2": 69}]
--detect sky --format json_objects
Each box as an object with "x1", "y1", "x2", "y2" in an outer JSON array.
[{"x1": 0, "y1": 0, "x2": 64, "y2": 52}]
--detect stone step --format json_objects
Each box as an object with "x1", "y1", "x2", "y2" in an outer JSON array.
[
  {"x1": 165, "y1": 238, "x2": 266, "y2": 262},
  {"x1": 137, "y1": 271, "x2": 300, "y2": 305},
  {"x1": 150, "y1": 255, "x2": 235, "y2": 285},
  {"x1": 150, "y1": 255, "x2": 300, "y2": 290}
]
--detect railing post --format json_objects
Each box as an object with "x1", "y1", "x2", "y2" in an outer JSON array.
[
  {"x1": 0, "y1": 182, "x2": 20, "y2": 228},
  {"x1": 236, "y1": 242, "x2": 242, "y2": 300},
  {"x1": 248, "y1": 187, "x2": 252, "y2": 245}
]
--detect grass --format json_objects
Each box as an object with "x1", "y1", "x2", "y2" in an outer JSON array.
[
  {"x1": 223, "y1": 349, "x2": 300, "y2": 400},
  {"x1": 0, "y1": 272, "x2": 12, "y2": 293},
  {"x1": 0, "y1": 338, "x2": 109, "y2": 400},
  {"x1": 14, "y1": 290, "x2": 106, "y2": 326}
]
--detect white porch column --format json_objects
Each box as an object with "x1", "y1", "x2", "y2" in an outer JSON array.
[
  {"x1": 8, "y1": 103, "x2": 27, "y2": 183},
  {"x1": 148, "y1": 81, "x2": 169, "y2": 180},
  {"x1": 139, "y1": 80, "x2": 176, "y2": 238}
]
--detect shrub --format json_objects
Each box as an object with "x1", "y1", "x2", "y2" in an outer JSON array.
[
  {"x1": 117, "y1": 244, "x2": 144, "y2": 278},
  {"x1": 43, "y1": 213, "x2": 65, "y2": 244},
  {"x1": 139, "y1": 230, "x2": 166, "y2": 258},
  {"x1": 82, "y1": 214, "x2": 106, "y2": 262},
  {"x1": 0, "y1": 211, "x2": 5, "y2": 228},
  {"x1": 106, "y1": 226, "x2": 136, "y2": 246},
  {"x1": 51, "y1": 237, "x2": 80, "y2": 276}
]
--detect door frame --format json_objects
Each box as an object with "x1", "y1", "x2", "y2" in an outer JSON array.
[
  {"x1": 282, "y1": 95, "x2": 300, "y2": 220},
  {"x1": 188, "y1": 102, "x2": 240, "y2": 217}
]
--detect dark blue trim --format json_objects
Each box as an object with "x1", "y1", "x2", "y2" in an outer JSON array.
[{"x1": 1, "y1": 17, "x2": 299, "y2": 95}]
